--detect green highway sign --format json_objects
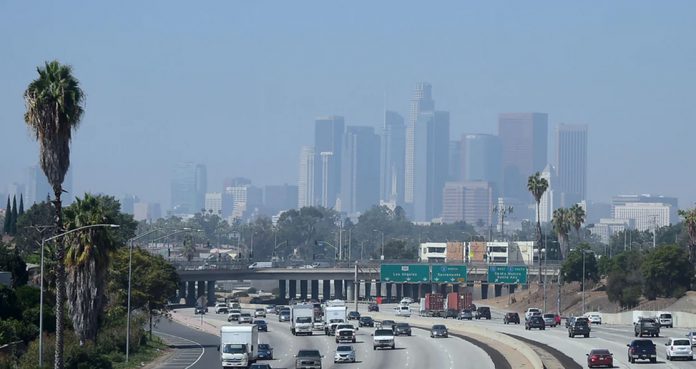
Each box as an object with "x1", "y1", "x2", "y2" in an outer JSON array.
[
  {"x1": 431, "y1": 265, "x2": 467, "y2": 283},
  {"x1": 487, "y1": 265, "x2": 528, "y2": 284},
  {"x1": 380, "y1": 264, "x2": 430, "y2": 283}
]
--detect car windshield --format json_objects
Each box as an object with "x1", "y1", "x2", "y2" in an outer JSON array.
[
  {"x1": 529, "y1": 309, "x2": 540, "y2": 313},
  {"x1": 256, "y1": 320, "x2": 266, "y2": 324},
  {"x1": 281, "y1": 312, "x2": 290, "y2": 316},
  {"x1": 383, "y1": 320, "x2": 395, "y2": 325},
  {"x1": 396, "y1": 323, "x2": 409, "y2": 328},
  {"x1": 258, "y1": 344, "x2": 270, "y2": 350},
  {"x1": 337, "y1": 346, "x2": 353, "y2": 352},
  {"x1": 661, "y1": 314, "x2": 672, "y2": 318},
  {"x1": 297, "y1": 317, "x2": 312, "y2": 323},
  {"x1": 223, "y1": 344, "x2": 246, "y2": 354},
  {"x1": 297, "y1": 350, "x2": 321, "y2": 357},
  {"x1": 375, "y1": 329, "x2": 393, "y2": 336},
  {"x1": 674, "y1": 339, "x2": 690, "y2": 346},
  {"x1": 432, "y1": 325, "x2": 446, "y2": 330},
  {"x1": 634, "y1": 340, "x2": 654, "y2": 347}
]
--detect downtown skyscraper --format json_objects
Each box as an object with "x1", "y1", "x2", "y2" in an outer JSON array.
[
  {"x1": 297, "y1": 146, "x2": 315, "y2": 208},
  {"x1": 380, "y1": 110, "x2": 406, "y2": 205},
  {"x1": 171, "y1": 162, "x2": 207, "y2": 215},
  {"x1": 314, "y1": 116, "x2": 344, "y2": 208},
  {"x1": 340, "y1": 126, "x2": 381, "y2": 214},
  {"x1": 555, "y1": 124, "x2": 588, "y2": 206},
  {"x1": 498, "y1": 112, "x2": 548, "y2": 201}
]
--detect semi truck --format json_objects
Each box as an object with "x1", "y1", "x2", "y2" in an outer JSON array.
[
  {"x1": 419, "y1": 293, "x2": 445, "y2": 317},
  {"x1": 323, "y1": 300, "x2": 347, "y2": 335},
  {"x1": 219, "y1": 325, "x2": 259, "y2": 368},
  {"x1": 291, "y1": 304, "x2": 315, "y2": 336}
]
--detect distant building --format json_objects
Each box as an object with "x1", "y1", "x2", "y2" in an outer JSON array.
[
  {"x1": 538, "y1": 164, "x2": 558, "y2": 224},
  {"x1": 264, "y1": 184, "x2": 298, "y2": 215},
  {"x1": 297, "y1": 146, "x2": 315, "y2": 208},
  {"x1": 226, "y1": 185, "x2": 262, "y2": 219},
  {"x1": 340, "y1": 126, "x2": 381, "y2": 215},
  {"x1": 613, "y1": 202, "x2": 672, "y2": 231},
  {"x1": 555, "y1": 124, "x2": 587, "y2": 206},
  {"x1": 121, "y1": 194, "x2": 139, "y2": 215},
  {"x1": 411, "y1": 110, "x2": 449, "y2": 222},
  {"x1": 441, "y1": 181, "x2": 495, "y2": 227},
  {"x1": 204, "y1": 192, "x2": 225, "y2": 216},
  {"x1": 611, "y1": 194, "x2": 678, "y2": 225},
  {"x1": 25, "y1": 165, "x2": 73, "y2": 205},
  {"x1": 498, "y1": 113, "x2": 548, "y2": 201},
  {"x1": 460, "y1": 134, "x2": 502, "y2": 187},
  {"x1": 380, "y1": 110, "x2": 406, "y2": 205},
  {"x1": 590, "y1": 218, "x2": 635, "y2": 244},
  {"x1": 134, "y1": 202, "x2": 161, "y2": 222},
  {"x1": 448, "y1": 140, "x2": 462, "y2": 181},
  {"x1": 314, "y1": 116, "x2": 344, "y2": 208},
  {"x1": 405, "y1": 82, "x2": 435, "y2": 207},
  {"x1": 171, "y1": 162, "x2": 207, "y2": 215},
  {"x1": 418, "y1": 241, "x2": 535, "y2": 264}
]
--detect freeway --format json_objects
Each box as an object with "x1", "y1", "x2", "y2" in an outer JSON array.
[
  {"x1": 169, "y1": 307, "x2": 498, "y2": 369},
  {"x1": 153, "y1": 319, "x2": 220, "y2": 369}
]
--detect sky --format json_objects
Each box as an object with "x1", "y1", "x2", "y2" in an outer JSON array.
[{"x1": 1, "y1": 1, "x2": 695, "y2": 210}]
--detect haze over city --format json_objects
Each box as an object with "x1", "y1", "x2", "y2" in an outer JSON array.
[{"x1": 1, "y1": 1, "x2": 695, "y2": 211}]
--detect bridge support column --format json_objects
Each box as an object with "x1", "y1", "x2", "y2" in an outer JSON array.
[
  {"x1": 509, "y1": 284, "x2": 516, "y2": 294},
  {"x1": 310, "y1": 280, "x2": 319, "y2": 301},
  {"x1": 197, "y1": 281, "x2": 205, "y2": 299},
  {"x1": 396, "y1": 284, "x2": 403, "y2": 301},
  {"x1": 494, "y1": 284, "x2": 503, "y2": 297},
  {"x1": 385, "y1": 283, "x2": 392, "y2": 302},
  {"x1": 346, "y1": 281, "x2": 354, "y2": 302},
  {"x1": 344, "y1": 280, "x2": 351, "y2": 300},
  {"x1": 365, "y1": 281, "x2": 372, "y2": 299},
  {"x1": 333, "y1": 280, "x2": 343, "y2": 300},
  {"x1": 288, "y1": 280, "x2": 297, "y2": 301},
  {"x1": 278, "y1": 280, "x2": 287, "y2": 303},
  {"x1": 375, "y1": 282, "x2": 382, "y2": 298},
  {"x1": 439, "y1": 284, "x2": 447, "y2": 295},
  {"x1": 207, "y1": 281, "x2": 216, "y2": 305},
  {"x1": 481, "y1": 283, "x2": 489, "y2": 300},
  {"x1": 299, "y1": 280, "x2": 308, "y2": 301},
  {"x1": 452, "y1": 284, "x2": 460, "y2": 294},
  {"x1": 186, "y1": 281, "x2": 196, "y2": 306},
  {"x1": 178, "y1": 282, "x2": 186, "y2": 302},
  {"x1": 322, "y1": 280, "x2": 331, "y2": 301}
]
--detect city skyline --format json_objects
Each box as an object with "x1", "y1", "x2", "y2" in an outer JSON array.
[{"x1": 2, "y1": 2, "x2": 695, "y2": 209}]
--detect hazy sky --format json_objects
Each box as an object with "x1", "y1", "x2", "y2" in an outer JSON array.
[{"x1": 1, "y1": 1, "x2": 695, "y2": 209}]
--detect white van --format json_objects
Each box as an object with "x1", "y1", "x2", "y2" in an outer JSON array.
[{"x1": 394, "y1": 305, "x2": 411, "y2": 317}]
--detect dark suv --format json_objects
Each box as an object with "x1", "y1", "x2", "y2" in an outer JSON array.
[
  {"x1": 295, "y1": 349, "x2": 323, "y2": 369},
  {"x1": 504, "y1": 312, "x2": 520, "y2": 324},
  {"x1": 475, "y1": 307, "x2": 491, "y2": 320},
  {"x1": 393, "y1": 323, "x2": 412, "y2": 336},
  {"x1": 627, "y1": 339, "x2": 657, "y2": 363},
  {"x1": 568, "y1": 320, "x2": 590, "y2": 338},
  {"x1": 634, "y1": 318, "x2": 660, "y2": 337},
  {"x1": 525, "y1": 316, "x2": 546, "y2": 330},
  {"x1": 359, "y1": 316, "x2": 374, "y2": 327}
]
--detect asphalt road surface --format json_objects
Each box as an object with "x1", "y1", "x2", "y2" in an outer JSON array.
[{"x1": 153, "y1": 319, "x2": 219, "y2": 369}]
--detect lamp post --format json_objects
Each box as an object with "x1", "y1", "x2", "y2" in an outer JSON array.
[
  {"x1": 581, "y1": 249, "x2": 594, "y2": 315},
  {"x1": 39, "y1": 223, "x2": 120, "y2": 368},
  {"x1": 373, "y1": 230, "x2": 384, "y2": 261},
  {"x1": 126, "y1": 227, "x2": 196, "y2": 363}
]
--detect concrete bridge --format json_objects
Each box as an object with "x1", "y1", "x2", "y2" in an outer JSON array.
[{"x1": 171, "y1": 260, "x2": 562, "y2": 306}]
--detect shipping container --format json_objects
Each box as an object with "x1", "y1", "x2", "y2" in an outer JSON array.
[
  {"x1": 460, "y1": 288, "x2": 474, "y2": 310},
  {"x1": 446, "y1": 292, "x2": 461, "y2": 312},
  {"x1": 422, "y1": 293, "x2": 445, "y2": 317}
]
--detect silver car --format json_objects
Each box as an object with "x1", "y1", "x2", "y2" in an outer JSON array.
[
  {"x1": 334, "y1": 345, "x2": 356, "y2": 363},
  {"x1": 239, "y1": 313, "x2": 253, "y2": 324}
]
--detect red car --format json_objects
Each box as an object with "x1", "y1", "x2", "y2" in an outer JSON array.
[
  {"x1": 554, "y1": 314, "x2": 561, "y2": 326},
  {"x1": 587, "y1": 349, "x2": 613, "y2": 368}
]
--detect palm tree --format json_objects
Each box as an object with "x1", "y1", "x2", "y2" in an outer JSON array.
[
  {"x1": 552, "y1": 208, "x2": 572, "y2": 259},
  {"x1": 678, "y1": 208, "x2": 696, "y2": 265},
  {"x1": 63, "y1": 194, "x2": 117, "y2": 345},
  {"x1": 569, "y1": 203, "x2": 586, "y2": 241},
  {"x1": 183, "y1": 239, "x2": 196, "y2": 262},
  {"x1": 24, "y1": 60, "x2": 84, "y2": 369},
  {"x1": 527, "y1": 172, "x2": 548, "y2": 282}
]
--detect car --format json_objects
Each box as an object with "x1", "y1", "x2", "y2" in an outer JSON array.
[
  {"x1": 400, "y1": 297, "x2": 414, "y2": 305},
  {"x1": 214, "y1": 303, "x2": 228, "y2": 314},
  {"x1": 394, "y1": 305, "x2": 411, "y2": 317},
  {"x1": 239, "y1": 313, "x2": 253, "y2": 324},
  {"x1": 372, "y1": 329, "x2": 395, "y2": 350},
  {"x1": 279, "y1": 310, "x2": 291, "y2": 322},
  {"x1": 194, "y1": 306, "x2": 206, "y2": 315},
  {"x1": 525, "y1": 308, "x2": 541, "y2": 320},
  {"x1": 635, "y1": 318, "x2": 660, "y2": 337},
  {"x1": 265, "y1": 304, "x2": 276, "y2": 314},
  {"x1": 257, "y1": 343, "x2": 273, "y2": 360},
  {"x1": 586, "y1": 349, "x2": 613, "y2": 368},
  {"x1": 393, "y1": 323, "x2": 412, "y2": 336},
  {"x1": 475, "y1": 307, "x2": 491, "y2": 320},
  {"x1": 227, "y1": 309, "x2": 242, "y2": 322},
  {"x1": 334, "y1": 345, "x2": 356, "y2": 363},
  {"x1": 568, "y1": 319, "x2": 590, "y2": 338},
  {"x1": 254, "y1": 308, "x2": 266, "y2": 318},
  {"x1": 295, "y1": 349, "x2": 323, "y2": 369},
  {"x1": 525, "y1": 316, "x2": 545, "y2": 330},
  {"x1": 430, "y1": 324, "x2": 448, "y2": 338},
  {"x1": 255, "y1": 319, "x2": 268, "y2": 332},
  {"x1": 687, "y1": 331, "x2": 696, "y2": 346},
  {"x1": 335, "y1": 324, "x2": 356, "y2": 343},
  {"x1": 249, "y1": 364, "x2": 272, "y2": 369},
  {"x1": 504, "y1": 312, "x2": 520, "y2": 324},
  {"x1": 458, "y1": 309, "x2": 473, "y2": 320},
  {"x1": 659, "y1": 313, "x2": 673, "y2": 328},
  {"x1": 368, "y1": 303, "x2": 379, "y2": 312},
  {"x1": 359, "y1": 316, "x2": 374, "y2": 327},
  {"x1": 585, "y1": 313, "x2": 602, "y2": 325},
  {"x1": 543, "y1": 313, "x2": 557, "y2": 327},
  {"x1": 666, "y1": 337, "x2": 694, "y2": 361},
  {"x1": 377, "y1": 319, "x2": 396, "y2": 331},
  {"x1": 627, "y1": 339, "x2": 657, "y2": 363},
  {"x1": 347, "y1": 311, "x2": 360, "y2": 320},
  {"x1": 565, "y1": 316, "x2": 589, "y2": 328},
  {"x1": 554, "y1": 314, "x2": 562, "y2": 326}
]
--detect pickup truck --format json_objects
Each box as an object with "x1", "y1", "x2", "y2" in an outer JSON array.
[
  {"x1": 568, "y1": 320, "x2": 590, "y2": 338},
  {"x1": 634, "y1": 318, "x2": 660, "y2": 337},
  {"x1": 372, "y1": 329, "x2": 395, "y2": 350},
  {"x1": 294, "y1": 349, "x2": 323, "y2": 369}
]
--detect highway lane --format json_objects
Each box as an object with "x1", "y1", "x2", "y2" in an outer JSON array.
[
  {"x1": 152, "y1": 319, "x2": 219, "y2": 369},
  {"x1": 177, "y1": 307, "x2": 495, "y2": 369}
]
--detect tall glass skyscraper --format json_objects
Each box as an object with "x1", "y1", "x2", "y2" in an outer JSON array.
[
  {"x1": 380, "y1": 110, "x2": 405, "y2": 205},
  {"x1": 340, "y1": 126, "x2": 381, "y2": 214},
  {"x1": 498, "y1": 112, "x2": 548, "y2": 201},
  {"x1": 314, "y1": 116, "x2": 344, "y2": 208},
  {"x1": 171, "y1": 162, "x2": 207, "y2": 214},
  {"x1": 461, "y1": 134, "x2": 502, "y2": 188},
  {"x1": 555, "y1": 124, "x2": 587, "y2": 206}
]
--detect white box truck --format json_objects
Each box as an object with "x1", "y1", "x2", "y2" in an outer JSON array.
[
  {"x1": 219, "y1": 325, "x2": 259, "y2": 368},
  {"x1": 324, "y1": 305, "x2": 347, "y2": 336},
  {"x1": 291, "y1": 304, "x2": 314, "y2": 336}
]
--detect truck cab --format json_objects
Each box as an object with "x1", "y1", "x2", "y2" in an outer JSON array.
[
  {"x1": 635, "y1": 318, "x2": 660, "y2": 337},
  {"x1": 291, "y1": 304, "x2": 314, "y2": 336},
  {"x1": 220, "y1": 325, "x2": 259, "y2": 368}
]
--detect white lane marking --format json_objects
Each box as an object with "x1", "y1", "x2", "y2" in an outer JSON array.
[{"x1": 154, "y1": 330, "x2": 205, "y2": 369}]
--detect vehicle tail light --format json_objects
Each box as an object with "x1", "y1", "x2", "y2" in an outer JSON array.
[{"x1": 591, "y1": 355, "x2": 598, "y2": 361}]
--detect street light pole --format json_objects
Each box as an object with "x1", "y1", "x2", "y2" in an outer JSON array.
[
  {"x1": 39, "y1": 223, "x2": 120, "y2": 368},
  {"x1": 581, "y1": 250, "x2": 593, "y2": 315}
]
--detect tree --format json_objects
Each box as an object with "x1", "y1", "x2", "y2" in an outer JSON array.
[
  {"x1": 379, "y1": 240, "x2": 417, "y2": 260},
  {"x1": 62, "y1": 194, "x2": 120, "y2": 345},
  {"x1": 560, "y1": 244, "x2": 598, "y2": 286},
  {"x1": 24, "y1": 60, "x2": 85, "y2": 369},
  {"x1": 528, "y1": 172, "x2": 548, "y2": 284},
  {"x1": 605, "y1": 250, "x2": 644, "y2": 308},
  {"x1": 552, "y1": 208, "x2": 571, "y2": 259},
  {"x1": 679, "y1": 208, "x2": 696, "y2": 265},
  {"x1": 19, "y1": 194, "x2": 25, "y2": 216},
  {"x1": 14, "y1": 201, "x2": 55, "y2": 256},
  {"x1": 568, "y1": 203, "x2": 586, "y2": 240},
  {"x1": 3, "y1": 197, "x2": 9, "y2": 235},
  {"x1": 641, "y1": 245, "x2": 692, "y2": 299},
  {"x1": 0, "y1": 242, "x2": 29, "y2": 287},
  {"x1": 11, "y1": 195, "x2": 18, "y2": 235}
]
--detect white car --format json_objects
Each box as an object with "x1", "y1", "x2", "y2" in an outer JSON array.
[
  {"x1": 666, "y1": 337, "x2": 694, "y2": 361},
  {"x1": 687, "y1": 331, "x2": 696, "y2": 347},
  {"x1": 334, "y1": 345, "x2": 356, "y2": 363},
  {"x1": 394, "y1": 305, "x2": 411, "y2": 317},
  {"x1": 238, "y1": 313, "x2": 253, "y2": 324},
  {"x1": 227, "y1": 309, "x2": 242, "y2": 322},
  {"x1": 400, "y1": 297, "x2": 414, "y2": 305},
  {"x1": 254, "y1": 308, "x2": 266, "y2": 318},
  {"x1": 659, "y1": 313, "x2": 673, "y2": 328},
  {"x1": 525, "y1": 308, "x2": 541, "y2": 321},
  {"x1": 585, "y1": 313, "x2": 602, "y2": 325},
  {"x1": 214, "y1": 303, "x2": 228, "y2": 314},
  {"x1": 373, "y1": 329, "x2": 395, "y2": 350}
]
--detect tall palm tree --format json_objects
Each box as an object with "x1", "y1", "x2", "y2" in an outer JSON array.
[
  {"x1": 527, "y1": 172, "x2": 549, "y2": 282},
  {"x1": 569, "y1": 203, "x2": 586, "y2": 241},
  {"x1": 552, "y1": 208, "x2": 572, "y2": 259},
  {"x1": 679, "y1": 208, "x2": 696, "y2": 265},
  {"x1": 63, "y1": 194, "x2": 117, "y2": 345},
  {"x1": 24, "y1": 60, "x2": 84, "y2": 369}
]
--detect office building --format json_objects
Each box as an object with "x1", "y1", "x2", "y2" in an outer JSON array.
[
  {"x1": 538, "y1": 164, "x2": 558, "y2": 223},
  {"x1": 380, "y1": 110, "x2": 406, "y2": 205},
  {"x1": 460, "y1": 134, "x2": 502, "y2": 187},
  {"x1": 498, "y1": 113, "x2": 548, "y2": 200},
  {"x1": 555, "y1": 124, "x2": 587, "y2": 206},
  {"x1": 121, "y1": 194, "x2": 140, "y2": 215},
  {"x1": 134, "y1": 202, "x2": 161, "y2": 223},
  {"x1": 204, "y1": 192, "x2": 232, "y2": 216},
  {"x1": 590, "y1": 218, "x2": 635, "y2": 244},
  {"x1": 297, "y1": 146, "x2": 315, "y2": 208},
  {"x1": 442, "y1": 181, "x2": 495, "y2": 226},
  {"x1": 340, "y1": 126, "x2": 381, "y2": 215},
  {"x1": 449, "y1": 140, "x2": 462, "y2": 181},
  {"x1": 611, "y1": 194, "x2": 678, "y2": 224},
  {"x1": 405, "y1": 82, "x2": 435, "y2": 206},
  {"x1": 171, "y1": 162, "x2": 207, "y2": 215},
  {"x1": 264, "y1": 184, "x2": 298, "y2": 214},
  {"x1": 225, "y1": 185, "x2": 262, "y2": 219},
  {"x1": 314, "y1": 116, "x2": 344, "y2": 208},
  {"x1": 613, "y1": 202, "x2": 672, "y2": 232},
  {"x1": 25, "y1": 165, "x2": 73, "y2": 205}
]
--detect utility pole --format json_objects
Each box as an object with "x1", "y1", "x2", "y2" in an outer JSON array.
[{"x1": 354, "y1": 262, "x2": 359, "y2": 312}]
